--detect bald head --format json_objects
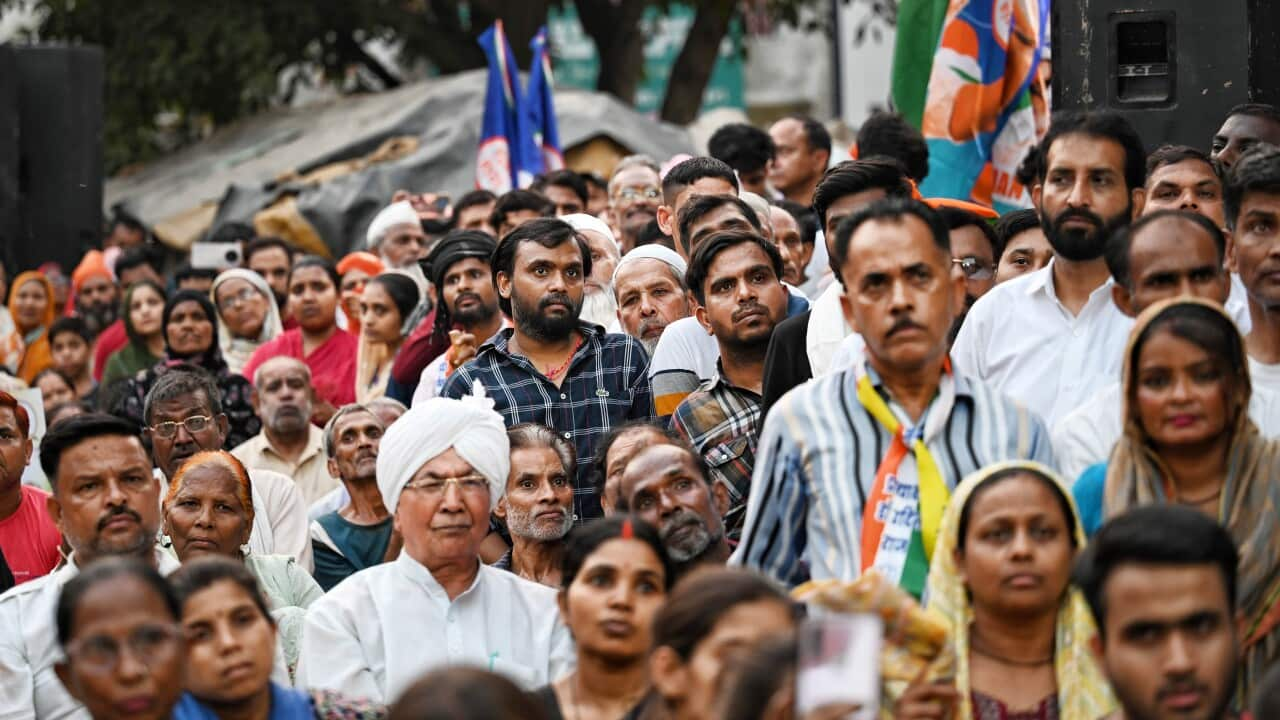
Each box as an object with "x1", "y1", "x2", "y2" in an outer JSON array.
[{"x1": 253, "y1": 357, "x2": 313, "y2": 437}]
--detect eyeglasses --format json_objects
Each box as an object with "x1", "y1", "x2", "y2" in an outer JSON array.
[
  {"x1": 65, "y1": 623, "x2": 182, "y2": 673},
  {"x1": 953, "y1": 256, "x2": 995, "y2": 281},
  {"x1": 216, "y1": 287, "x2": 261, "y2": 311},
  {"x1": 149, "y1": 415, "x2": 215, "y2": 438},
  {"x1": 402, "y1": 474, "x2": 490, "y2": 497},
  {"x1": 615, "y1": 187, "x2": 661, "y2": 202}
]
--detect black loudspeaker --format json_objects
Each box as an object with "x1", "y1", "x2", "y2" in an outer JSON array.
[
  {"x1": 1052, "y1": 1, "x2": 1279, "y2": 152},
  {"x1": 0, "y1": 48, "x2": 19, "y2": 278},
  {"x1": 2, "y1": 45, "x2": 104, "y2": 275}
]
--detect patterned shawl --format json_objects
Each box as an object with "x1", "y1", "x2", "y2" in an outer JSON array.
[{"x1": 926, "y1": 460, "x2": 1116, "y2": 720}]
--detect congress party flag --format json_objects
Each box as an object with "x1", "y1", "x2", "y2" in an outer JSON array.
[
  {"x1": 476, "y1": 20, "x2": 529, "y2": 193},
  {"x1": 526, "y1": 26, "x2": 565, "y2": 175}
]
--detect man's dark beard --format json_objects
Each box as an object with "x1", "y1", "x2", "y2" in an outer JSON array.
[
  {"x1": 79, "y1": 302, "x2": 118, "y2": 337},
  {"x1": 451, "y1": 293, "x2": 498, "y2": 328},
  {"x1": 1039, "y1": 204, "x2": 1131, "y2": 262},
  {"x1": 512, "y1": 290, "x2": 582, "y2": 342}
]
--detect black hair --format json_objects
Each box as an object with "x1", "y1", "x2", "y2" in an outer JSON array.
[
  {"x1": 106, "y1": 210, "x2": 148, "y2": 239},
  {"x1": 489, "y1": 218, "x2": 592, "y2": 316},
  {"x1": 675, "y1": 194, "x2": 762, "y2": 255},
  {"x1": 718, "y1": 635, "x2": 798, "y2": 720},
  {"x1": 660, "y1": 157, "x2": 739, "y2": 206},
  {"x1": 590, "y1": 421, "x2": 682, "y2": 503},
  {"x1": 169, "y1": 555, "x2": 274, "y2": 628},
  {"x1": 531, "y1": 169, "x2": 589, "y2": 206},
  {"x1": 143, "y1": 365, "x2": 224, "y2": 426},
  {"x1": 242, "y1": 236, "x2": 292, "y2": 264},
  {"x1": 937, "y1": 205, "x2": 1001, "y2": 260},
  {"x1": 651, "y1": 567, "x2": 793, "y2": 659},
  {"x1": 1073, "y1": 504, "x2": 1239, "y2": 634},
  {"x1": 174, "y1": 264, "x2": 218, "y2": 285},
  {"x1": 1104, "y1": 210, "x2": 1226, "y2": 289},
  {"x1": 387, "y1": 667, "x2": 551, "y2": 720},
  {"x1": 560, "y1": 515, "x2": 674, "y2": 591},
  {"x1": 857, "y1": 111, "x2": 929, "y2": 182},
  {"x1": 811, "y1": 158, "x2": 914, "y2": 232},
  {"x1": 32, "y1": 367, "x2": 75, "y2": 395},
  {"x1": 1145, "y1": 144, "x2": 1216, "y2": 181},
  {"x1": 832, "y1": 197, "x2": 951, "y2": 281},
  {"x1": 994, "y1": 208, "x2": 1042, "y2": 251},
  {"x1": 1016, "y1": 144, "x2": 1043, "y2": 190},
  {"x1": 56, "y1": 556, "x2": 179, "y2": 648},
  {"x1": 288, "y1": 255, "x2": 341, "y2": 292},
  {"x1": 1224, "y1": 102, "x2": 1280, "y2": 127},
  {"x1": 707, "y1": 123, "x2": 776, "y2": 175},
  {"x1": 40, "y1": 413, "x2": 142, "y2": 480},
  {"x1": 47, "y1": 401, "x2": 93, "y2": 429},
  {"x1": 1037, "y1": 110, "x2": 1147, "y2": 191},
  {"x1": 956, "y1": 465, "x2": 1079, "y2": 553},
  {"x1": 48, "y1": 316, "x2": 92, "y2": 347},
  {"x1": 452, "y1": 189, "x2": 497, "y2": 218},
  {"x1": 636, "y1": 218, "x2": 672, "y2": 249},
  {"x1": 162, "y1": 289, "x2": 219, "y2": 358},
  {"x1": 1128, "y1": 301, "x2": 1247, "y2": 410},
  {"x1": 783, "y1": 114, "x2": 833, "y2": 156},
  {"x1": 208, "y1": 222, "x2": 258, "y2": 246},
  {"x1": 367, "y1": 272, "x2": 421, "y2": 325},
  {"x1": 774, "y1": 199, "x2": 819, "y2": 247},
  {"x1": 1224, "y1": 143, "x2": 1280, "y2": 230},
  {"x1": 490, "y1": 189, "x2": 555, "y2": 233},
  {"x1": 580, "y1": 171, "x2": 608, "y2": 193},
  {"x1": 113, "y1": 246, "x2": 163, "y2": 280},
  {"x1": 685, "y1": 230, "x2": 785, "y2": 306}
]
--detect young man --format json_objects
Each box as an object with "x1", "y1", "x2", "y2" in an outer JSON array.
[
  {"x1": 952, "y1": 110, "x2": 1146, "y2": 428},
  {"x1": 531, "y1": 169, "x2": 589, "y2": 217},
  {"x1": 1075, "y1": 505, "x2": 1241, "y2": 720},
  {"x1": 608, "y1": 155, "x2": 663, "y2": 254},
  {"x1": 1225, "y1": 144, "x2": 1280, "y2": 390},
  {"x1": 611, "y1": 245, "x2": 692, "y2": 355},
  {"x1": 441, "y1": 219, "x2": 654, "y2": 520},
  {"x1": 451, "y1": 189, "x2": 498, "y2": 236},
  {"x1": 855, "y1": 110, "x2": 929, "y2": 183},
  {"x1": 707, "y1": 122, "x2": 775, "y2": 197},
  {"x1": 0, "y1": 391, "x2": 60, "y2": 586},
  {"x1": 656, "y1": 156, "x2": 741, "y2": 257},
  {"x1": 734, "y1": 198, "x2": 1052, "y2": 596},
  {"x1": 993, "y1": 208, "x2": 1053, "y2": 282},
  {"x1": 494, "y1": 424, "x2": 576, "y2": 587},
  {"x1": 47, "y1": 317, "x2": 95, "y2": 400},
  {"x1": 671, "y1": 230, "x2": 789, "y2": 536},
  {"x1": 1211, "y1": 102, "x2": 1280, "y2": 172},
  {"x1": 1142, "y1": 145, "x2": 1226, "y2": 227},
  {"x1": 768, "y1": 114, "x2": 832, "y2": 205},
  {"x1": 490, "y1": 189, "x2": 555, "y2": 239}
]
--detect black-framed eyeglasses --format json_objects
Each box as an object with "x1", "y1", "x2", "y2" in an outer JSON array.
[
  {"x1": 148, "y1": 414, "x2": 215, "y2": 438},
  {"x1": 953, "y1": 256, "x2": 995, "y2": 281}
]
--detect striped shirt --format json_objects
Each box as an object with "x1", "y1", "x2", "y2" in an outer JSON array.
[
  {"x1": 442, "y1": 323, "x2": 654, "y2": 521},
  {"x1": 731, "y1": 363, "x2": 1054, "y2": 588}
]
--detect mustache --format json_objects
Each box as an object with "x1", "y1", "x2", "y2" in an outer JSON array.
[
  {"x1": 1156, "y1": 680, "x2": 1208, "y2": 702},
  {"x1": 539, "y1": 293, "x2": 576, "y2": 311},
  {"x1": 731, "y1": 302, "x2": 769, "y2": 323},
  {"x1": 452, "y1": 292, "x2": 483, "y2": 309},
  {"x1": 1053, "y1": 207, "x2": 1104, "y2": 230},
  {"x1": 97, "y1": 505, "x2": 141, "y2": 531},
  {"x1": 660, "y1": 508, "x2": 706, "y2": 537},
  {"x1": 887, "y1": 317, "x2": 925, "y2": 337}
]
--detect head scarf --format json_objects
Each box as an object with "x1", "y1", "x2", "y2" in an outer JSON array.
[
  {"x1": 336, "y1": 251, "x2": 385, "y2": 279},
  {"x1": 376, "y1": 381, "x2": 510, "y2": 514},
  {"x1": 1105, "y1": 297, "x2": 1280, "y2": 695},
  {"x1": 7, "y1": 271, "x2": 56, "y2": 383},
  {"x1": 562, "y1": 213, "x2": 619, "y2": 251},
  {"x1": 925, "y1": 461, "x2": 1115, "y2": 720},
  {"x1": 71, "y1": 250, "x2": 114, "y2": 297},
  {"x1": 161, "y1": 289, "x2": 227, "y2": 374},
  {"x1": 366, "y1": 201, "x2": 420, "y2": 250},
  {"x1": 209, "y1": 269, "x2": 283, "y2": 374},
  {"x1": 611, "y1": 244, "x2": 688, "y2": 288}
]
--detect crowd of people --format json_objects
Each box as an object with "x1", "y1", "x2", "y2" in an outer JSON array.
[{"x1": 1, "y1": 101, "x2": 1280, "y2": 720}]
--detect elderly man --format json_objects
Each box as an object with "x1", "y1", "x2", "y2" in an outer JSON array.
[
  {"x1": 0, "y1": 414, "x2": 178, "y2": 718},
  {"x1": 146, "y1": 367, "x2": 311, "y2": 569},
  {"x1": 297, "y1": 393, "x2": 574, "y2": 701},
  {"x1": 608, "y1": 155, "x2": 664, "y2": 254},
  {"x1": 494, "y1": 423, "x2": 576, "y2": 587},
  {"x1": 617, "y1": 443, "x2": 730, "y2": 576},
  {"x1": 564, "y1": 214, "x2": 621, "y2": 329},
  {"x1": 367, "y1": 200, "x2": 428, "y2": 269},
  {"x1": 233, "y1": 357, "x2": 337, "y2": 505},
  {"x1": 612, "y1": 245, "x2": 691, "y2": 354},
  {"x1": 311, "y1": 403, "x2": 394, "y2": 591}
]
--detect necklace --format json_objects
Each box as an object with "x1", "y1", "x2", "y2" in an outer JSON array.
[
  {"x1": 971, "y1": 638, "x2": 1054, "y2": 668},
  {"x1": 1177, "y1": 486, "x2": 1222, "y2": 506},
  {"x1": 544, "y1": 335, "x2": 583, "y2": 379}
]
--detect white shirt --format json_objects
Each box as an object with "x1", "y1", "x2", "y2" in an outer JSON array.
[
  {"x1": 806, "y1": 282, "x2": 855, "y2": 376},
  {"x1": 296, "y1": 553, "x2": 574, "y2": 702},
  {"x1": 951, "y1": 261, "x2": 1134, "y2": 429},
  {"x1": 413, "y1": 319, "x2": 513, "y2": 408},
  {"x1": 1250, "y1": 357, "x2": 1280, "y2": 390},
  {"x1": 0, "y1": 549, "x2": 181, "y2": 720},
  {"x1": 1052, "y1": 381, "x2": 1280, "y2": 479}
]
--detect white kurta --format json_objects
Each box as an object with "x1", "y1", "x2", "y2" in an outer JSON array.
[
  {"x1": 296, "y1": 553, "x2": 575, "y2": 704},
  {"x1": 0, "y1": 549, "x2": 182, "y2": 720}
]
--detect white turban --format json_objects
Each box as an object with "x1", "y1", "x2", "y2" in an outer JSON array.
[
  {"x1": 611, "y1": 244, "x2": 688, "y2": 287},
  {"x1": 365, "y1": 201, "x2": 420, "y2": 250},
  {"x1": 376, "y1": 381, "x2": 511, "y2": 514},
  {"x1": 562, "y1": 213, "x2": 620, "y2": 253}
]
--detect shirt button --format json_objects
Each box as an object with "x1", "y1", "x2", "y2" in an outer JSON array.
[
  {"x1": 1072, "y1": 328, "x2": 1082, "y2": 338},
  {"x1": 563, "y1": 432, "x2": 572, "y2": 440},
  {"x1": 560, "y1": 393, "x2": 567, "y2": 400}
]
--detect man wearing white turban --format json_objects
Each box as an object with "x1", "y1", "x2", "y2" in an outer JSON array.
[
  {"x1": 295, "y1": 388, "x2": 576, "y2": 701},
  {"x1": 366, "y1": 201, "x2": 428, "y2": 270}
]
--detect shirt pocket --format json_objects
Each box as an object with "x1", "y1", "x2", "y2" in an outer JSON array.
[{"x1": 704, "y1": 436, "x2": 754, "y2": 498}]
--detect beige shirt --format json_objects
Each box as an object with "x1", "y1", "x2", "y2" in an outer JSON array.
[{"x1": 233, "y1": 425, "x2": 338, "y2": 506}]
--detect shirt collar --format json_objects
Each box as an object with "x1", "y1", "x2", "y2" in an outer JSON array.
[
  {"x1": 1030, "y1": 257, "x2": 1117, "y2": 304},
  {"x1": 395, "y1": 551, "x2": 486, "y2": 604},
  {"x1": 481, "y1": 322, "x2": 603, "y2": 361},
  {"x1": 262, "y1": 424, "x2": 325, "y2": 463},
  {"x1": 859, "y1": 357, "x2": 974, "y2": 400}
]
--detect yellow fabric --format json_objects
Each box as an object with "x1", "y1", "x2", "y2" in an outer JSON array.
[
  {"x1": 855, "y1": 373, "x2": 949, "y2": 560},
  {"x1": 925, "y1": 460, "x2": 1116, "y2": 720}
]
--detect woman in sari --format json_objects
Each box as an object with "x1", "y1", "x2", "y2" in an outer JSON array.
[
  {"x1": 101, "y1": 280, "x2": 166, "y2": 390},
  {"x1": 1073, "y1": 297, "x2": 1280, "y2": 697},
  {"x1": 898, "y1": 461, "x2": 1115, "y2": 720},
  {"x1": 210, "y1": 268, "x2": 283, "y2": 375},
  {"x1": 243, "y1": 257, "x2": 357, "y2": 424},
  {"x1": 110, "y1": 290, "x2": 260, "y2": 448},
  {"x1": 5, "y1": 271, "x2": 56, "y2": 383},
  {"x1": 355, "y1": 273, "x2": 419, "y2": 403}
]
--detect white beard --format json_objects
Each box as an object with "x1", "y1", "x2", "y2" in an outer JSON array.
[{"x1": 579, "y1": 285, "x2": 619, "y2": 329}]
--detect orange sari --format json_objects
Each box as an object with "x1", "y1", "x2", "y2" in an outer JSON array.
[{"x1": 7, "y1": 272, "x2": 56, "y2": 384}]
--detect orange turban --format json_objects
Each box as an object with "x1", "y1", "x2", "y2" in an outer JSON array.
[
  {"x1": 71, "y1": 250, "x2": 115, "y2": 296},
  {"x1": 337, "y1": 252, "x2": 385, "y2": 278}
]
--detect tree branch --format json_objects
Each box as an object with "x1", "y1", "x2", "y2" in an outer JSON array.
[{"x1": 660, "y1": 0, "x2": 735, "y2": 125}]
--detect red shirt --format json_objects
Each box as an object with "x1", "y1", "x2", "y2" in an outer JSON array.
[
  {"x1": 0, "y1": 485, "x2": 62, "y2": 585},
  {"x1": 91, "y1": 319, "x2": 128, "y2": 382}
]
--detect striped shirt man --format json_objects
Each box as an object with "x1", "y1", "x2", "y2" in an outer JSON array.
[{"x1": 731, "y1": 362, "x2": 1054, "y2": 589}]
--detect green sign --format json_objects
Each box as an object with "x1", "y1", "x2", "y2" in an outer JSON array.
[{"x1": 546, "y1": 3, "x2": 745, "y2": 115}]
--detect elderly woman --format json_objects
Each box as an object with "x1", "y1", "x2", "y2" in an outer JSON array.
[
  {"x1": 210, "y1": 269, "x2": 283, "y2": 375},
  {"x1": 3, "y1": 271, "x2": 56, "y2": 382},
  {"x1": 296, "y1": 390, "x2": 574, "y2": 702},
  {"x1": 355, "y1": 273, "x2": 420, "y2": 403},
  {"x1": 162, "y1": 450, "x2": 321, "y2": 677},
  {"x1": 1074, "y1": 297, "x2": 1280, "y2": 697}
]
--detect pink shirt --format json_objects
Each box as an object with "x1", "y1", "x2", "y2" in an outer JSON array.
[{"x1": 0, "y1": 485, "x2": 62, "y2": 585}]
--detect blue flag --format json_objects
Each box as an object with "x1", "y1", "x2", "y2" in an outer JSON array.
[
  {"x1": 476, "y1": 20, "x2": 531, "y2": 192},
  {"x1": 525, "y1": 26, "x2": 564, "y2": 174}
]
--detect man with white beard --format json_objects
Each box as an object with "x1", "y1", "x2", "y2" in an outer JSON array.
[
  {"x1": 611, "y1": 246, "x2": 691, "y2": 355},
  {"x1": 563, "y1": 214, "x2": 622, "y2": 330},
  {"x1": 493, "y1": 423, "x2": 577, "y2": 587}
]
